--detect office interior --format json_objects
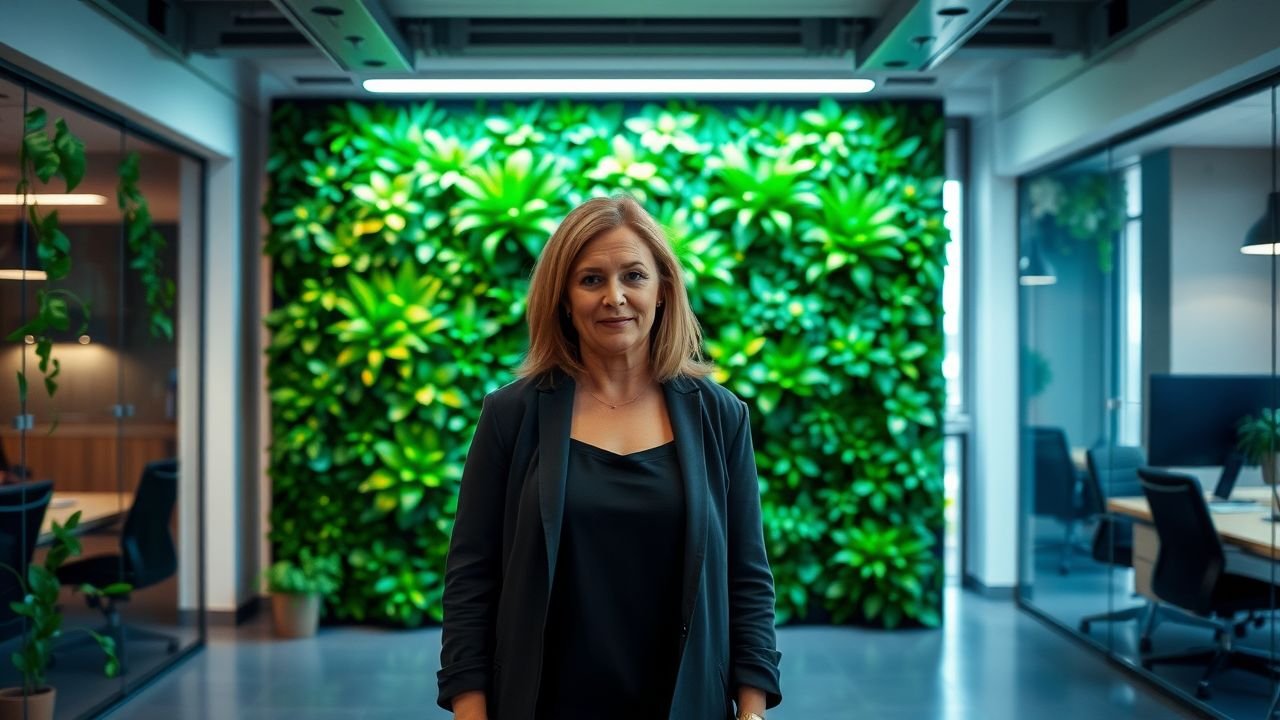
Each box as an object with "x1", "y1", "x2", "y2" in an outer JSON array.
[
  {"x1": 0, "y1": 0, "x2": 1279, "y2": 718},
  {"x1": 1020, "y1": 76, "x2": 1280, "y2": 718}
]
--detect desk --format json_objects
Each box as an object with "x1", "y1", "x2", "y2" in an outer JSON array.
[
  {"x1": 40, "y1": 491, "x2": 130, "y2": 546},
  {"x1": 1109, "y1": 486, "x2": 1279, "y2": 597}
]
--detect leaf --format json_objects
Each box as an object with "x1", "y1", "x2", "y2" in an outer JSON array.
[{"x1": 53, "y1": 119, "x2": 86, "y2": 191}]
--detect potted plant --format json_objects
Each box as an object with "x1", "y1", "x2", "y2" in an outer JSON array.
[
  {"x1": 0, "y1": 512, "x2": 120, "y2": 720},
  {"x1": 1237, "y1": 408, "x2": 1280, "y2": 486},
  {"x1": 263, "y1": 550, "x2": 340, "y2": 639}
]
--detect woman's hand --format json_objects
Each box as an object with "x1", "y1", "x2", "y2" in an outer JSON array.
[{"x1": 451, "y1": 690, "x2": 487, "y2": 720}]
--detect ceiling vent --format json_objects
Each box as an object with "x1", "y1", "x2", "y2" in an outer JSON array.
[{"x1": 408, "y1": 18, "x2": 857, "y2": 57}]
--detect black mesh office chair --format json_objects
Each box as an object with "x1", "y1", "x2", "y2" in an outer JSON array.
[
  {"x1": 1030, "y1": 426, "x2": 1086, "y2": 574},
  {"x1": 1137, "y1": 468, "x2": 1279, "y2": 699},
  {"x1": 0, "y1": 481, "x2": 54, "y2": 643},
  {"x1": 1078, "y1": 447, "x2": 1221, "y2": 649},
  {"x1": 57, "y1": 460, "x2": 180, "y2": 667}
]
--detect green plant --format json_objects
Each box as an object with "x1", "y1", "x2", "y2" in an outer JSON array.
[
  {"x1": 1023, "y1": 347, "x2": 1053, "y2": 398},
  {"x1": 265, "y1": 99, "x2": 945, "y2": 629},
  {"x1": 263, "y1": 549, "x2": 341, "y2": 596},
  {"x1": 1, "y1": 512, "x2": 120, "y2": 695},
  {"x1": 1026, "y1": 172, "x2": 1125, "y2": 273},
  {"x1": 7, "y1": 108, "x2": 90, "y2": 404},
  {"x1": 116, "y1": 152, "x2": 176, "y2": 340},
  {"x1": 1237, "y1": 409, "x2": 1280, "y2": 466}
]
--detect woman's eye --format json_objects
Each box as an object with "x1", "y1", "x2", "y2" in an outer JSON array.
[
  {"x1": 626, "y1": 271, "x2": 647, "y2": 282},
  {"x1": 580, "y1": 275, "x2": 601, "y2": 286}
]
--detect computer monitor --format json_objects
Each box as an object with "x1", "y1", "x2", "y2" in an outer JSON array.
[{"x1": 1148, "y1": 374, "x2": 1280, "y2": 499}]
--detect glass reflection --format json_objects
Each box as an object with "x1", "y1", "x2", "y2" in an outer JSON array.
[
  {"x1": 1021, "y1": 81, "x2": 1280, "y2": 719},
  {"x1": 0, "y1": 70, "x2": 199, "y2": 719}
]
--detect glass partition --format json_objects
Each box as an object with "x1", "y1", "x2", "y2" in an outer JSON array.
[
  {"x1": 1018, "y1": 146, "x2": 1118, "y2": 650},
  {"x1": 1019, "y1": 77, "x2": 1280, "y2": 719},
  {"x1": 0, "y1": 66, "x2": 202, "y2": 719}
]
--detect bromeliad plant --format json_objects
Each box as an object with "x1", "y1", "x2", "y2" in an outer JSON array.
[{"x1": 266, "y1": 98, "x2": 946, "y2": 630}]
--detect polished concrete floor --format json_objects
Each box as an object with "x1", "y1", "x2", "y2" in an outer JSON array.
[
  {"x1": 1028, "y1": 527, "x2": 1280, "y2": 720},
  {"x1": 103, "y1": 585, "x2": 1195, "y2": 720}
]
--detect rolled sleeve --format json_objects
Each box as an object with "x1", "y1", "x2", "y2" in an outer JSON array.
[{"x1": 725, "y1": 400, "x2": 783, "y2": 708}]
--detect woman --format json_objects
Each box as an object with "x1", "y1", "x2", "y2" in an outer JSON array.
[{"x1": 437, "y1": 195, "x2": 782, "y2": 720}]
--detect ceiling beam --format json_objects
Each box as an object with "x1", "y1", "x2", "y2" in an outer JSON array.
[
  {"x1": 269, "y1": 0, "x2": 413, "y2": 72},
  {"x1": 857, "y1": 0, "x2": 1013, "y2": 71}
]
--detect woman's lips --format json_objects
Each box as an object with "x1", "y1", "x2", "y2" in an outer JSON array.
[{"x1": 598, "y1": 318, "x2": 633, "y2": 326}]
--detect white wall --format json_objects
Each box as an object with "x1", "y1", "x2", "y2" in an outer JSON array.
[
  {"x1": 0, "y1": 0, "x2": 264, "y2": 614},
  {"x1": 966, "y1": 109, "x2": 1021, "y2": 590},
  {"x1": 1168, "y1": 147, "x2": 1277, "y2": 374}
]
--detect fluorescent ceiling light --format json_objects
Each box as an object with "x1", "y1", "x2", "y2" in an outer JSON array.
[
  {"x1": 0, "y1": 194, "x2": 108, "y2": 206},
  {"x1": 363, "y1": 78, "x2": 875, "y2": 95}
]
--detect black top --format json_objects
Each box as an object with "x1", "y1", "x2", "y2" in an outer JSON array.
[{"x1": 536, "y1": 438, "x2": 686, "y2": 720}]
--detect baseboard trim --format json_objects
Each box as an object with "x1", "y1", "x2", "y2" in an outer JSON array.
[
  {"x1": 194, "y1": 596, "x2": 263, "y2": 627},
  {"x1": 962, "y1": 575, "x2": 1016, "y2": 599}
]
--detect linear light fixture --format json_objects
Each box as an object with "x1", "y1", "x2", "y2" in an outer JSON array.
[
  {"x1": 0, "y1": 269, "x2": 47, "y2": 281},
  {"x1": 0, "y1": 194, "x2": 109, "y2": 206},
  {"x1": 363, "y1": 78, "x2": 876, "y2": 95}
]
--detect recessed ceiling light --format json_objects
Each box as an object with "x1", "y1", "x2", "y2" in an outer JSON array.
[
  {"x1": 938, "y1": 7, "x2": 969, "y2": 16},
  {"x1": 363, "y1": 78, "x2": 876, "y2": 95}
]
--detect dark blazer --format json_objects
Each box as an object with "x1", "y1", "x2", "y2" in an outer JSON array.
[{"x1": 437, "y1": 370, "x2": 782, "y2": 719}]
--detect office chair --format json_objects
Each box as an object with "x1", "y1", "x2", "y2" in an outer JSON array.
[
  {"x1": 0, "y1": 481, "x2": 54, "y2": 643},
  {"x1": 1029, "y1": 426, "x2": 1086, "y2": 574},
  {"x1": 1137, "y1": 468, "x2": 1280, "y2": 699},
  {"x1": 57, "y1": 460, "x2": 180, "y2": 670},
  {"x1": 1077, "y1": 447, "x2": 1220, "y2": 650}
]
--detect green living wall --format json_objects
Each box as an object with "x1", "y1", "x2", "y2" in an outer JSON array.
[{"x1": 265, "y1": 98, "x2": 946, "y2": 629}]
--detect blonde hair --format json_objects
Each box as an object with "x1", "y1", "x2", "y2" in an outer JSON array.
[{"x1": 517, "y1": 195, "x2": 713, "y2": 382}]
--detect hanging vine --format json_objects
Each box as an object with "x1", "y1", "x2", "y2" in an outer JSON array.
[
  {"x1": 117, "y1": 152, "x2": 175, "y2": 340},
  {"x1": 6, "y1": 108, "x2": 90, "y2": 403}
]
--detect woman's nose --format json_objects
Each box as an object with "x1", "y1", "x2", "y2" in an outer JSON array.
[{"x1": 603, "y1": 281, "x2": 626, "y2": 307}]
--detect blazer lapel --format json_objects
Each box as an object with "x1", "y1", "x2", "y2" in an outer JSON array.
[
  {"x1": 538, "y1": 373, "x2": 575, "y2": 586},
  {"x1": 664, "y1": 378, "x2": 709, "y2": 633}
]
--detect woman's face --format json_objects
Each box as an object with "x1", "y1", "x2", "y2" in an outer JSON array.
[{"x1": 565, "y1": 226, "x2": 664, "y2": 363}]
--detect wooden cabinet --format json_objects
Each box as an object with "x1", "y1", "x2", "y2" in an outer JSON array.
[{"x1": 1, "y1": 423, "x2": 175, "y2": 492}]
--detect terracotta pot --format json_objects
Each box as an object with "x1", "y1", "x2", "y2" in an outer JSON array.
[
  {"x1": 0, "y1": 686, "x2": 55, "y2": 720},
  {"x1": 271, "y1": 592, "x2": 320, "y2": 639}
]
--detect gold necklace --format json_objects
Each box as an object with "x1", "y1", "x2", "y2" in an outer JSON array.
[{"x1": 584, "y1": 384, "x2": 648, "y2": 410}]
